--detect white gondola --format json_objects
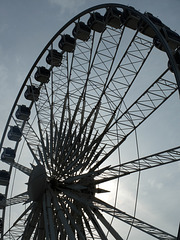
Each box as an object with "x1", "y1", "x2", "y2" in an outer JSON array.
[
  {"x1": 8, "y1": 126, "x2": 22, "y2": 142},
  {"x1": 138, "y1": 12, "x2": 164, "y2": 38},
  {"x1": 24, "y1": 85, "x2": 40, "y2": 102},
  {"x1": 34, "y1": 67, "x2": 50, "y2": 83},
  {"x1": 15, "y1": 105, "x2": 30, "y2": 120},
  {"x1": 1, "y1": 148, "x2": 15, "y2": 163},
  {"x1": 0, "y1": 194, "x2": 6, "y2": 209},
  {"x1": 87, "y1": 12, "x2": 106, "y2": 33},
  {"x1": 122, "y1": 7, "x2": 140, "y2": 30},
  {"x1": 46, "y1": 49, "x2": 62, "y2": 67},
  {"x1": 104, "y1": 7, "x2": 123, "y2": 29},
  {"x1": 0, "y1": 170, "x2": 10, "y2": 186},
  {"x1": 72, "y1": 22, "x2": 91, "y2": 41},
  {"x1": 58, "y1": 34, "x2": 76, "y2": 52}
]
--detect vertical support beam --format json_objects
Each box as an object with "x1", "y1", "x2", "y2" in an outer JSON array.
[
  {"x1": 46, "y1": 191, "x2": 57, "y2": 240},
  {"x1": 85, "y1": 207, "x2": 108, "y2": 240},
  {"x1": 42, "y1": 194, "x2": 50, "y2": 240},
  {"x1": 50, "y1": 189, "x2": 76, "y2": 240}
]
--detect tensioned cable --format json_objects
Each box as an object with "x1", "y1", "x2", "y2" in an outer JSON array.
[
  {"x1": 106, "y1": 122, "x2": 121, "y2": 238},
  {"x1": 7, "y1": 113, "x2": 38, "y2": 236},
  {"x1": 8, "y1": 137, "x2": 26, "y2": 235},
  {"x1": 126, "y1": 128, "x2": 141, "y2": 240}
]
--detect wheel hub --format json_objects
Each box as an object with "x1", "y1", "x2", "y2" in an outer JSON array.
[
  {"x1": 27, "y1": 164, "x2": 47, "y2": 201},
  {"x1": 27, "y1": 165, "x2": 97, "y2": 202},
  {"x1": 49, "y1": 176, "x2": 96, "y2": 197}
]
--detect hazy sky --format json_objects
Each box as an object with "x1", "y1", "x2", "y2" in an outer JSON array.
[
  {"x1": 0, "y1": 0, "x2": 180, "y2": 239},
  {"x1": 0, "y1": 0, "x2": 180, "y2": 122}
]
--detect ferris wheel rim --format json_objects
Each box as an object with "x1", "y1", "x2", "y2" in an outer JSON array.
[
  {"x1": 1, "y1": 3, "x2": 180, "y2": 152},
  {"x1": 0, "y1": 3, "x2": 180, "y2": 239}
]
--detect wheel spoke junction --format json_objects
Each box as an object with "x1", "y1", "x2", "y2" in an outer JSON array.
[{"x1": 0, "y1": 3, "x2": 180, "y2": 239}]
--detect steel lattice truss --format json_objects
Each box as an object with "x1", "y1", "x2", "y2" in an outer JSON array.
[{"x1": 0, "y1": 3, "x2": 180, "y2": 240}]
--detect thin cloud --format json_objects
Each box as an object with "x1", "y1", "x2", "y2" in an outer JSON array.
[{"x1": 48, "y1": 0, "x2": 86, "y2": 14}]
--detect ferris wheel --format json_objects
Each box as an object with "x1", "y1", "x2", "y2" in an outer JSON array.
[{"x1": 0, "y1": 3, "x2": 180, "y2": 239}]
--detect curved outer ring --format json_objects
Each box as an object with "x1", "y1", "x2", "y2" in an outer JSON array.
[
  {"x1": 1, "y1": 3, "x2": 180, "y2": 151},
  {"x1": 0, "y1": 3, "x2": 180, "y2": 237}
]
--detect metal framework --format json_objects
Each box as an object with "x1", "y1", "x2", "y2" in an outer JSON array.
[{"x1": 0, "y1": 3, "x2": 180, "y2": 240}]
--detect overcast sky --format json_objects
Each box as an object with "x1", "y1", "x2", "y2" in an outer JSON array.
[{"x1": 0, "y1": 0, "x2": 180, "y2": 239}]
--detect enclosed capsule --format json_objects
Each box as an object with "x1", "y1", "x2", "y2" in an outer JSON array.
[
  {"x1": 24, "y1": 85, "x2": 40, "y2": 102},
  {"x1": 87, "y1": 12, "x2": 106, "y2": 33},
  {"x1": 154, "y1": 27, "x2": 180, "y2": 51},
  {"x1": 72, "y1": 22, "x2": 91, "y2": 41},
  {"x1": 15, "y1": 105, "x2": 30, "y2": 121},
  {"x1": 163, "y1": 27, "x2": 180, "y2": 50},
  {"x1": 58, "y1": 34, "x2": 76, "y2": 52},
  {"x1": 104, "y1": 7, "x2": 122, "y2": 29},
  {"x1": 8, "y1": 126, "x2": 22, "y2": 142},
  {"x1": 0, "y1": 170, "x2": 10, "y2": 186},
  {"x1": 34, "y1": 67, "x2": 50, "y2": 83},
  {"x1": 121, "y1": 7, "x2": 140, "y2": 30},
  {"x1": 138, "y1": 12, "x2": 164, "y2": 38},
  {"x1": 1, "y1": 148, "x2": 15, "y2": 163},
  {"x1": 46, "y1": 49, "x2": 62, "y2": 67}
]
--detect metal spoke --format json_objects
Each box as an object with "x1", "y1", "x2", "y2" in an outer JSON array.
[
  {"x1": 45, "y1": 191, "x2": 57, "y2": 239},
  {"x1": 84, "y1": 206, "x2": 108, "y2": 240},
  {"x1": 22, "y1": 202, "x2": 42, "y2": 239},
  {"x1": 49, "y1": 189, "x2": 76, "y2": 240},
  {"x1": 5, "y1": 192, "x2": 29, "y2": 206},
  {"x1": 2, "y1": 204, "x2": 33, "y2": 239},
  {"x1": 2, "y1": 161, "x2": 31, "y2": 176},
  {"x1": 91, "y1": 69, "x2": 178, "y2": 171},
  {"x1": 110, "y1": 145, "x2": 180, "y2": 176},
  {"x1": 94, "y1": 197, "x2": 176, "y2": 240},
  {"x1": 42, "y1": 194, "x2": 50, "y2": 240},
  {"x1": 93, "y1": 209, "x2": 123, "y2": 240},
  {"x1": 59, "y1": 197, "x2": 87, "y2": 240},
  {"x1": 22, "y1": 121, "x2": 46, "y2": 167},
  {"x1": 93, "y1": 145, "x2": 180, "y2": 183}
]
